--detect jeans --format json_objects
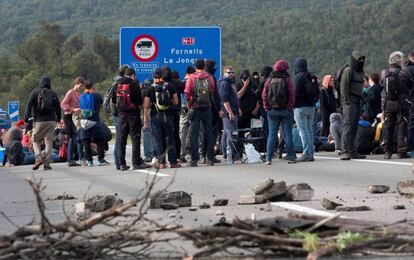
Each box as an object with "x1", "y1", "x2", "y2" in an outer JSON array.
[
  {"x1": 190, "y1": 108, "x2": 214, "y2": 162},
  {"x1": 179, "y1": 111, "x2": 191, "y2": 156},
  {"x1": 267, "y1": 109, "x2": 295, "y2": 161},
  {"x1": 63, "y1": 114, "x2": 77, "y2": 162},
  {"x1": 221, "y1": 115, "x2": 238, "y2": 157},
  {"x1": 113, "y1": 116, "x2": 119, "y2": 166},
  {"x1": 118, "y1": 113, "x2": 143, "y2": 166},
  {"x1": 151, "y1": 113, "x2": 177, "y2": 164},
  {"x1": 83, "y1": 139, "x2": 105, "y2": 162},
  {"x1": 329, "y1": 120, "x2": 343, "y2": 151},
  {"x1": 341, "y1": 102, "x2": 360, "y2": 155},
  {"x1": 143, "y1": 118, "x2": 153, "y2": 159},
  {"x1": 294, "y1": 107, "x2": 315, "y2": 158}
]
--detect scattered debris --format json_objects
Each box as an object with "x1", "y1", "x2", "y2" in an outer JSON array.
[
  {"x1": 189, "y1": 207, "x2": 198, "y2": 211},
  {"x1": 262, "y1": 181, "x2": 287, "y2": 199},
  {"x1": 287, "y1": 183, "x2": 314, "y2": 201},
  {"x1": 149, "y1": 191, "x2": 192, "y2": 209},
  {"x1": 167, "y1": 213, "x2": 176, "y2": 218},
  {"x1": 368, "y1": 185, "x2": 390, "y2": 194},
  {"x1": 250, "y1": 178, "x2": 274, "y2": 195},
  {"x1": 238, "y1": 195, "x2": 266, "y2": 205},
  {"x1": 49, "y1": 194, "x2": 76, "y2": 200},
  {"x1": 215, "y1": 210, "x2": 224, "y2": 216},
  {"x1": 336, "y1": 206, "x2": 371, "y2": 212},
  {"x1": 397, "y1": 180, "x2": 414, "y2": 196},
  {"x1": 393, "y1": 205, "x2": 406, "y2": 210},
  {"x1": 321, "y1": 198, "x2": 343, "y2": 210},
  {"x1": 161, "y1": 203, "x2": 179, "y2": 210},
  {"x1": 199, "y1": 203, "x2": 211, "y2": 209},
  {"x1": 85, "y1": 194, "x2": 123, "y2": 212},
  {"x1": 213, "y1": 199, "x2": 228, "y2": 206},
  {"x1": 218, "y1": 217, "x2": 226, "y2": 224}
]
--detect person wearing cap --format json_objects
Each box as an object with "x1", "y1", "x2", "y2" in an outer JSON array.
[
  {"x1": 3, "y1": 119, "x2": 35, "y2": 166},
  {"x1": 24, "y1": 76, "x2": 61, "y2": 170},
  {"x1": 380, "y1": 51, "x2": 409, "y2": 159},
  {"x1": 142, "y1": 68, "x2": 180, "y2": 169},
  {"x1": 339, "y1": 51, "x2": 367, "y2": 160}
]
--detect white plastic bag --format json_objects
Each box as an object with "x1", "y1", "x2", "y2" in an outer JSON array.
[{"x1": 244, "y1": 143, "x2": 261, "y2": 164}]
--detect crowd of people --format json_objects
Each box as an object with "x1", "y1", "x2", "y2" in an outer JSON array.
[{"x1": 1, "y1": 49, "x2": 414, "y2": 171}]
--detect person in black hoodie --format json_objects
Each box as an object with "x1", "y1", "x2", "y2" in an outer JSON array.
[
  {"x1": 367, "y1": 73, "x2": 382, "y2": 123},
  {"x1": 237, "y1": 69, "x2": 260, "y2": 130},
  {"x1": 401, "y1": 51, "x2": 414, "y2": 153},
  {"x1": 112, "y1": 68, "x2": 150, "y2": 171},
  {"x1": 320, "y1": 75, "x2": 337, "y2": 136},
  {"x1": 24, "y1": 76, "x2": 61, "y2": 171}
]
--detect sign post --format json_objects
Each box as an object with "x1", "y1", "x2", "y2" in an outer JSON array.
[
  {"x1": 120, "y1": 26, "x2": 221, "y2": 81},
  {"x1": 8, "y1": 101, "x2": 19, "y2": 122}
]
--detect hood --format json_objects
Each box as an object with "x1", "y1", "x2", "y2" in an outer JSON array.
[
  {"x1": 351, "y1": 51, "x2": 365, "y2": 73},
  {"x1": 39, "y1": 76, "x2": 51, "y2": 89},
  {"x1": 274, "y1": 60, "x2": 289, "y2": 72},
  {"x1": 330, "y1": 113, "x2": 342, "y2": 123},
  {"x1": 205, "y1": 59, "x2": 217, "y2": 75},
  {"x1": 294, "y1": 58, "x2": 308, "y2": 74},
  {"x1": 389, "y1": 51, "x2": 404, "y2": 66},
  {"x1": 322, "y1": 75, "x2": 333, "y2": 89},
  {"x1": 192, "y1": 71, "x2": 210, "y2": 79},
  {"x1": 260, "y1": 66, "x2": 273, "y2": 79}
]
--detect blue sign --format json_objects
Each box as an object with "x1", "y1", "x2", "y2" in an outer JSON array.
[
  {"x1": 8, "y1": 101, "x2": 19, "y2": 122},
  {"x1": 120, "y1": 26, "x2": 221, "y2": 81}
]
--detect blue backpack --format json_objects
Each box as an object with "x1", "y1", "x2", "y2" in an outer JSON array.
[{"x1": 80, "y1": 92, "x2": 94, "y2": 119}]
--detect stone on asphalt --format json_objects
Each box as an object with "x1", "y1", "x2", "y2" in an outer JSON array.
[
  {"x1": 336, "y1": 206, "x2": 371, "y2": 212},
  {"x1": 261, "y1": 181, "x2": 287, "y2": 199},
  {"x1": 321, "y1": 198, "x2": 343, "y2": 210},
  {"x1": 199, "y1": 203, "x2": 211, "y2": 209},
  {"x1": 189, "y1": 207, "x2": 198, "y2": 211},
  {"x1": 393, "y1": 205, "x2": 406, "y2": 210},
  {"x1": 287, "y1": 183, "x2": 314, "y2": 201},
  {"x1": 250, "y1": 178, "x2": 274, "y2": 195},
  {"x1": 85, "y1": 195, "x2": 123, "y2": 212},
  {"x1": 161, "y1": 203, "x2": 179, "y2": 210},
  {"x1": 168, "y1": 213, "x2": 176, "y2": 218},
  {"x1": 213, "y1": 199, "x2": 228, "y2": 206},
  {"x1": 368, "y1": 185, "x2": 390, "y2": 194},
  {"x1": 238, "y1": 195, "x2": 266, "y2": 205},
  {"x1": 149, "y1": 191, "x2": 192, "y2": 209},
  {"x1": 397, "y1": 180, "x2": 414, "y2": 196},
  {"x1": 216, "y1": 210, "x2": 225, "y2": 216}
]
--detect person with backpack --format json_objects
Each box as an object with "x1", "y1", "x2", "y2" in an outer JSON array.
[
  {"x1": 103, "y1": 65, "x2": 129, "y2": 170},
  {"x1": 143, "y1": 68, "x2": 180, "y2": 169},
  {"x1": 60, "y1": 76, "x2": 85, "y2": 167},
  {"x1": 339, "y1": 51, "x2": 367, "y2": 160},
  {"x1": 263, "y1": 60, "x2": 296, "y2": 164},
  {"x1": 141, "y1": 78, "x2": 155, "y2": 163},
  {"x1": 320, "y1": 75, "x2": 337, "y2": 137},
  {"x1": 79, "y1": 80, "x2": 110, "y2": 167},
  {"x1": 218, "y1": 66, "x2": 240, "y2": 163},
  {"x1": 184, "y1": 59, "x2": 216, "y2": 167},
  {"x1": 293, "y1": 58, "x2": 319, "y2": 162},
  {"x1": 381, "y1": 51, "x2": 409, "y2": 159},
  {"x1": 400, "y1": 51, "x2": 414, "y2": 154},
  {"x1": 24, "y1": 76, "x2": 61, "y2": 170},
  {"x1": 111, "y1": 68, "x2": 149, "y2": 171}
]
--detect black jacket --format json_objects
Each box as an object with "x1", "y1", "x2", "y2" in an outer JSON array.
[
  {"x1": 367, "y1": 83, "x2": 382, "y2": 119},
  {"x1": 320, "y1": 88, "x2": 336, "y2": 114},
  {"x1": 112, "y1": 77, "x2": 143, "y2": 115},
  {"x1": 24, "y1": 76, "x2": 61, "y2": 123},
  {"x1": 400, "y1": 60, "x2": 414, "y2": 105}
]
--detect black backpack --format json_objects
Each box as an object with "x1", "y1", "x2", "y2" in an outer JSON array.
[
  {"x1": 268, "y1": 76, "x2": 288, "y2": 109},
  {"x1": 154, "y1": 83, "x2": 171, "y2": 111},
  {"x1": 37, "y1": 88, "x2": 55, "y2": 114},
  {"x1": 103, "y1": 83, "x2": 116, "y2": 114},
  {"x1": 384, "y1": 68, "x2": 401, "y2": 101},
  {"x1": 6, "y1": 140, "x2": 25, "y2": 166},
  {"x1": 302, "y1": 72, "x2": 319, "y2": 104}
]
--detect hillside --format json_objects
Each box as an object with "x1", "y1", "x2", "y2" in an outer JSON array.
[{"x1": 0, "y1": 0, "x2": 413, "y2": 110}]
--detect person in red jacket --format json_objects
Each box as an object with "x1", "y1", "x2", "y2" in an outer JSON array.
[{"x1": 184, "y1": 59, "x2": 215, "y2": 167}]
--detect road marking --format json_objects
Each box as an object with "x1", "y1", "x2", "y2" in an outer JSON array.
[
  {"x1": 271, "y1": 202, "x2": 340, "y2": 218},
  {"x1": 315, "y1": 156, "x2": 412, "y2": 166},
  {"x1": 134, "y1": 169, "x2": 170, "y2": 177}
]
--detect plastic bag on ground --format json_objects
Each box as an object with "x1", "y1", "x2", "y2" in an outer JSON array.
[{"x1": 244, "y1": 143, "x2": 261, "y2": 164}]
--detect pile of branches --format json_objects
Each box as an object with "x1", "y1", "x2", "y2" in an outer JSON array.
[
  {"x1": 177, "y1": 213, "x2": 414, "y2": 259},
  {"x1": 0, "y1": 177, "x2": 180, "y2": 260}
]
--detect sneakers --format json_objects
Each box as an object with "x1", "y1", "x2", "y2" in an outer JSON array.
[
  {"x1": 44, "y1": 165, "x2": 52, "y2": 171},
  {"x1": 98, "y1": 159, "x2": 110, "y2": 166},
  {"x1": 170, "y1": 163, "x2": 181, "y2": 168},
  {"x1": 144, "y1": 157, "x2": 152, "y2": 163},
  {"x1": 206, "y1": 160, "x2": 214, "y2": 166},
  {"x1": 211, "y1": 157, "x2": 221, "y2": 163},
  {"x1": 188, "y1": 161, "x2": 198, "y2": 167},
  {"x1": 340, "y1": 153, "x2": 352, "y2": 160},
  {"x1": 335, "y1": 150, "x2": 342, "y2": 156},
  {"x1": 180, "y1": 156, "x2": 188, "y2": 163},
  {"x1": 296, "y1": 156, "x2": 314, "y2": 162},
  {"x1": 351, "y1": 153, "x2": 366, "y2": 159},
  {"x1": 200, "y1": 157, "x2": 207, "y2": 164},
  {"x1": 265, "y1": 160, "x2": 271, "y2": 165},
  {"x1": 68, "y1": 160, "x2": 81, "y2": 167},
  {"x1": 397, "y1": 152, "x2": 410, "y2": 159},
  {"x1": 282, "y1": 155, "x2": 296, "y2": 162},
  {"x1": 132, "y1": 163, "x2": 151, "y2": 170},
  {"x1": 87, "y1": 161, "x2": 93, "y2": 167},
  {"x1": 151, "y1": 157, "x2": 158, "y2": 166},
  {"x1": 32, "y1": 161, "x2": 44, "y2": 171},
  {"x1": 120, "y1": 165, "x2": 130, "y2": 171}
]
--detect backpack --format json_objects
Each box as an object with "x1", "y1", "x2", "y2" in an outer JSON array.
[
  {"x1": 103, "y1": 83, "x2": 116, "y2": 114},
  {"x1": 154, "y1": 83, "x2": 171, "y2": 111},
  {"x1": 6, "y1": 140, "x2": 25, "y2": 166},
  {"x1": 334, "y1": 64, "x2": 351, "y2": 102},
  {"x1": 80, "y1": 92, "x2": 95, "y2": 119},
  {"x1": 384, "y1": 68, "x2": 401, "y2": 101},
  {"x1": 268, "y1": 76, "x2": 288, "y2": 109},
  {"x1": 116, "y1": 83, "x2": 136, "y2": 112},
  {"x1": 37, "y1": 88, "x2": 55, "y2": 114},
  {"x1": 193, "y1": 78, "x2": 211, "y2": 107},
  {"x1": 302, "y1": 72, "x2": 319, "y2": 104}
]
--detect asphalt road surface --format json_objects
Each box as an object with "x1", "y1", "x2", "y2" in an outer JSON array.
[{"x1": 0, "y1": 148, "x2": 413, "y2": 235}]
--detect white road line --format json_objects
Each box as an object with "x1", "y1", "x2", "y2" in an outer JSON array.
[
  {"x1": 271, "y1": 202, "x2": 341, "y2": 218},
  {"x1": 315, "y1": 156, "x2": 412, "y2": 166},
  {"x1": 134, "y1": 169, "x2": 170, "y2": 177}
]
